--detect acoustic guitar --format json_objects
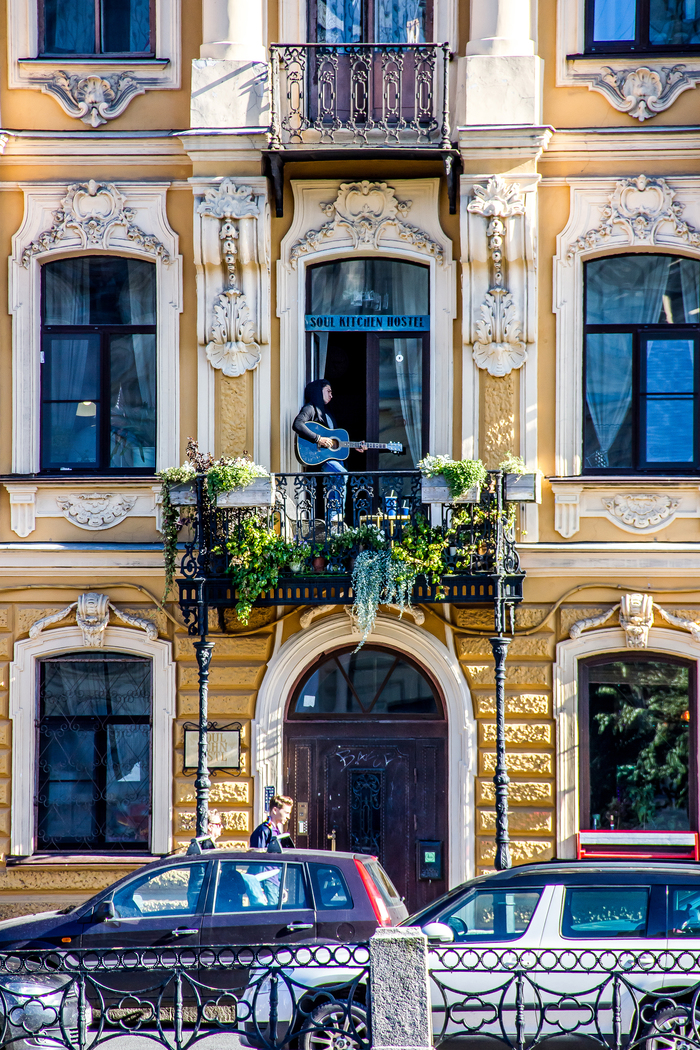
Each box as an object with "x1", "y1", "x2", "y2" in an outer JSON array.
[{"x1": 296, "y1": 422, "x2": 404, "y2": 466}]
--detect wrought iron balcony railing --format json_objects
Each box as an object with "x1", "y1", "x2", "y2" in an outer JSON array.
[
  {"x1": 269, "y1": 43, "x2": 451, "y2": 149},
  {"x1": 172, "y1": 469, "x2": 524, "y2": 634}
]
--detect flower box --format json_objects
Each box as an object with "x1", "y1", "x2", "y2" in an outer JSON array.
[
  {"x1": 421, "y1": 477, "x2": 481, "y2": 505},
  {"x1": 168, "y1": 481, "x2": 197, "y2": 506},
  {"x1": 504, "y1": 472, "x2": 541, "y2": 504},
  {"x1": 216, "y1": 477, "x2": 275, "y2": 508}
]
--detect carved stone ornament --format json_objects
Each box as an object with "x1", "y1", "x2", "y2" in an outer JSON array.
[
  {"x1": 567, "y1": 175, "x2": 700, "y2": 259},
  {"x1": 38, "y1": 70, "x2": 149, "y2": 128},
  {"x1": 467, "y1": 177, "x2": 528, "y2": 377},
  {"x1": 29, "y1": 592, "x2": 158, "y2": 647},
  {"x1": 601, "y1": 493, "x2": 681, "y2": 530},
  {"x1": 197, "y1": 180, "x2": 263, "y2": 376},
  {"x1": 590, "y1": 64, "x2": 700, "y2": 122},
  {"x1": 300, "y1": 604, "x2": 425, "y2": 629},
  {"x1": 56, "y1": 492, "x2": 137, "y2": 531},
  {"x1": 290, "y1": 181, "x2": 444, "y2": 265},
  {"x1": 569, "y1": 592, "x2": 700, "y2": 649},
  {"x1": 21, "y1": 180, "x2": 170, "y2": 266}
]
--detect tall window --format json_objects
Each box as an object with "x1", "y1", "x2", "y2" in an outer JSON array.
[
  {"x1": 41, "y1": 256, "x2": 157, "y2": 473},
  {"x1": 311, "y1": 0, "x2": 431, "y2": 42},
  {"x1": 583, "y1": 254, "x2": 700, "y2": 472},
  {"x1": 579, "y1": 655, "x2": 696, "y2": 832},
  {"x1": 586, "y1": 0, "x2": 700, "y2": 51},
  {"x1": 37, "y1": 653, "x2": 152, "y2": 852},
  {"x1": 41, "y1": 0, "x2": 153, "y2": 56}
]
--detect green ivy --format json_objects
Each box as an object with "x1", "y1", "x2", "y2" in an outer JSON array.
[
  {"x1": 418, "y1": 454, "x2": 488, "y2": 498},
  {"x1": 225, "y1": 515, "x2": 292, "y2": 623}
]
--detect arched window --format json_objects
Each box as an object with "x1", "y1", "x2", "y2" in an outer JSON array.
[
  {"x1": 583, "y1": 253, "x2": 700, "y2": 472},
  {"x1": 289, "y1": 645, "x2": 443, "y2": 717},
  {"x1": 579, "y1": 653, "x2": 696, "y2": 832}
]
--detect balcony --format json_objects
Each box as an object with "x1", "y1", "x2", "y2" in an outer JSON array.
[
  {"x1": 265, "y1": 43, "x2": 458, "y2": 215},
  {"x1": 173, "y1": 470, "x2": 524, "y2": 635}
]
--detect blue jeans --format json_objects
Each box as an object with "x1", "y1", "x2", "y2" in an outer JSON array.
[{"x1": 324, "y1": 459, "x2": 347, "y2": 521}]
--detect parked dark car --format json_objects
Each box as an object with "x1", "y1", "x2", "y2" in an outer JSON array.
[{"x1": 0, "y1": 848, "x2": 407, "y2": 952}]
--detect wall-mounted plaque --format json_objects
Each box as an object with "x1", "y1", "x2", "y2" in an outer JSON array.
[{"x1": 183, "y1": 722, "x2": 241, "y2": 774}]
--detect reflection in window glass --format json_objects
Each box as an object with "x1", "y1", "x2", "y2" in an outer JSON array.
[
  {"x1": 42, "y1": 0, "x2": 151, "y2": 54},
  {"x1": 650, "y1": 0, "x2": 700, "y2": 45},
  {"x1": 585, "y1": 659, "x2": 691, "y2": 830},
  {"x1": 315, "y1": 0, "x2": 362, "y2": 41},
  {"x1": 440, "y1": 890, "x2": 541, "y2": 942},
  {"x1": 563, "y1": 888, "x2": 649, "y2": 938},
  {"x1": 669, "y1": 888, "x2": 700, "y2": 936},
  {"x1": 375, "y1": 0, "x2": 427, "y2": 41},
  {"x1": 584, "y1": 333, "x2": 633, "y2": 470},
  {"x1": 310, "y1": 864, "x2": 353, "y2": 908},
  {"x1": 644, "y1": 338, "x2": 694, "y2": 463},
  {"x1": 293, "y1": 648, "x2": 440, "y2": 716},
  {"x1": 112, "y1": 863, "x2": 208, "y2": 918},
  {"x1": 592, "y1": 0, "x2": 636, "y2": 39}
]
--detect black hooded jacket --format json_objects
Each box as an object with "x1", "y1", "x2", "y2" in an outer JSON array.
[{"x1": 292, "y1": 379, "x2": 336, "y2": 444}]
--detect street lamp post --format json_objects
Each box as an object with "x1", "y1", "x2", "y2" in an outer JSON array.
[{"x1": 490, "y1": 471, "x2": 512, "y2": 871}]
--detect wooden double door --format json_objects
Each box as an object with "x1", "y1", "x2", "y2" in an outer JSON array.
[{"x1": 284, "y1": 721, "x2": 447, "y2": 914}]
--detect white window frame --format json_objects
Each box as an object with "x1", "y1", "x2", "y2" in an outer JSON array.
[
  {"x1": 10, "y1": 626, "x2": 176, "y2": 857},
  {"x1": 7, "y1": 0, "x2": 180, "y2": 123},
  {"x1": 10, "y1": 181, "x2": 182, "y2": 475}
]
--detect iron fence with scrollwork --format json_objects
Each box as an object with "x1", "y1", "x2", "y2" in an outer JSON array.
[{"x1": 0, "y1": 942, "x2": 370, "y2": 1050}]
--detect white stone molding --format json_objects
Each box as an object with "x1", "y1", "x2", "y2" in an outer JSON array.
[
  {"x1": 191, "y1": 177, "x2": 270, "y2": 466},
  {"x1": 553, "y1": 175, "x2": 700, "y2": 478},
  {"x1": 7, "y1": 0, "x2": 181, "y2": 122},
  {"x1": 555, "y1": 626, "x2": 700, "y2": 858},
  {"x1": 252, "y1": 612, "x2": 476, "y2": 887},
  {"x1": 553, "y1": 485, "x2": 582, "y2": 539},
  {"x1": 6, "y1": 485, "x2": 37, "y2": 539},
  {"x1": 9, "y1": 181, "x2": 182, "y2": 474},
  {"x1": 555, "y1": 0, "x2": 700, "y2": 120},
  {"x1": 10, "y1": 626, "x2": 175, "y2": 856},
  {"x1": 55, "y1": 492, "x2": 137, "y2": 530},
  {"x1": 550, "y1": 478, "x2": 700, "y2": 538},
  {"x1": 569, "y1": 592, "x2": 700, "y2": 649},
  {"x1": 278, "y1": 179, "x2": 455, "y2": 472},
  {"x1": 601, "y1": 493, "x2": 680, "y2": 531},
  {"x1": 4, "y1": 481, "x2": 160, "y2": 538},
  {"x1": 30, "y1": 592, "x2": 158, "y2": 647}
]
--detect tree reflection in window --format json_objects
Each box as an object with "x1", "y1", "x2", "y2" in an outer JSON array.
[{"x1": 583, "y1": 657, "x2": 692, "y2": 830}]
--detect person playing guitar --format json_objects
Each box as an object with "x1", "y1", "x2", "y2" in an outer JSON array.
[{"x1": 293, "y1": 379, "x2": 366, "y2": 476}]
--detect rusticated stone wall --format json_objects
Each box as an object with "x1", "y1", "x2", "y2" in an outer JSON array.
[{"x1": 454, "y1": 605, "x2": 556, "y2": 874}]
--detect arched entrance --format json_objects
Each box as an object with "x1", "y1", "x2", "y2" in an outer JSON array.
[{"x1": 284, "y1": 644, "x2": 448, "y2": 912}]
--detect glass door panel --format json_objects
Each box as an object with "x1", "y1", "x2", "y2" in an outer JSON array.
[
  {"x1": 376, "y1": 336, "x2": 424, "y2": 468},
  {"x1": 641, "y1": 335, "x2": 696, "y2": 466}
]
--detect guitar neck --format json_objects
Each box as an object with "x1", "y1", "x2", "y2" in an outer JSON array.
[{"x1": 337, "y1": 441, "x2": 392, "y2": 450}]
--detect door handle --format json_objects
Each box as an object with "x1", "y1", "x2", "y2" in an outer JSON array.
[
  {"x1": 283, "y1": 922, "x2": 314, "y2": 932},
  {"x1": 171, "y1": 927, "x2": 198, "y2": 937}
]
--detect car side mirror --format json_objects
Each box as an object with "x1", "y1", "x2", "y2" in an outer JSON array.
[
  {"x1": 422, "y1": 922, "x2": 454, "y2": 943},
  {"x1": 92, "y1": 900, "x2": 115, "y2": 922}
]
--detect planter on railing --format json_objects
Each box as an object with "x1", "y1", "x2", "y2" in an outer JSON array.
[
  {"x1": 504, "y1": 472, "x2": 542, "y2": 503},
  {"x1": 421, "y1": 477, "x2": 481, "y2": 505},
  {"x1": 168, "y1": 482, "x2": 196, "y2": 506},
  {"x1": 167, "y1": 479, "x2": 275, "y2": 508}
]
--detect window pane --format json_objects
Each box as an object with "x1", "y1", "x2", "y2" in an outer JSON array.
[
  {"x1": 293, "y1": 650, "x2": 439, "y2": 715},
  {"x1": 44, "y1": 257, "x2": 156, "y2": 326},
  {"x1": 592, "y1": 0, "x2": 636, "y2": 39},
  {"x1": 650, "y1": 0, "x2": 700, "y2": 45},
  {"x1": 563, "y1": 888, "x2": 649, "y2": 938},
  {"x1": 309, "y1": 864, "x2": 353, "y2": 909},
  {"x1": 110, "y1": 334, "x2": 157, "y2": 468},
  {"x1": 282, "y1": 865, "x2": 311, "y2": 909},
  {"x1": 105, "y1": 725, "x2": 150, "y2": 843},
  {"x1": 41, "y1": 657, "x2": 151, "y2": 718},
  {"x1": 584, "y1": 333, "x2": 633, "y2": 469},
  {"x1": 669, "y1": 888, "x2": 700, "y2": 936},
  {"x1": 645, "y1": 397, "x2": 694, "y2": 462},
  {"x1": 214, "y1": 862, "x2": 285, "y2": 912},
  {"x1": 315, "y1": 0, "x2": 362, "y2": 41},
  {"x1": 42, "y1": 401, "x2": 99, "y2": 467},
  {"x1": 646, "y1": 338, "x2": 694, "y2": 393},
  {"x1": 586, "y1": 659, "x2": 690, "y2": 830},
  {"x1": 112, "y1": 863, "x2": 208, "y2": 918},
  {"x1": 43, "y1": 0, "x2": 95, "y2": 53},
  {"x1": 376, "y1": 0, "x2": 427, "y2": 41},
  {"x1": 310, "y1": 259, "x2": 429, "y2": 316},
  {"x1": 37, "y1": 728, "x2": 96, "y2": 843},
  {"x1": 102, "y1": 0, "x2": 151, "y2": 52},
  {"x1": 440, "y1": 890, "x2": 541, "y2": 943},
  {"x1": 44, "y1": 335, "x2": 100, "y2": 401},
  {"x1": 378, "y1": 337, "x2": 422, "y2": 468},
  {"x1": 586, "y1": 256, "x2": 672, "y2": 324}
]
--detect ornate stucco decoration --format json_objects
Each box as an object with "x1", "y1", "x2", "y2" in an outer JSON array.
[
  {"x1": 197, "y1": 180, "x2": 263, "y2": 377},
  {"x1": 601, "y1": 493, "x2": 680, "y2": 531},
  {"x1": 55, "y1": 493, "x2": 137, "y2": 531},
  {"x1": 300, "y1": 604, "x2": 425, "y2": 630},
  {"x1": 29, "y1": 592, "x2": 158, "y2": 647},
  {"x1": 591, "y1": 64, "x2": 700, "y2": 122},
  {"x1": 467, "y1": 177, "x2": 527, "y2": 377},
  {"x1": 569, "y1": 592, "x2": 700, "y2": 649},
  {"x1": 290, "y1": 181, "x2": 444, "y2": 265},
  {"x1": 38, "y1": 70, "x2": 150, "y2": 128},
  {"x1": 567, "y1": 175, "x2": 700, "y2": 260},
  {"x1": 21, "y1": 181, "x2": 171, "y2": 266}
]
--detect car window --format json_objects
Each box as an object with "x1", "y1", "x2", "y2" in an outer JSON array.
[
  {"x1": 309, "y1": 864, "x2": 353, "y2": 909},
  {"x1": 213, "y1": 862, "x2": 309, "y2": 913},
  {"x1": 363, "y1": 859, "x2": 401, "y2": 905},
  {"x1": 562, "y1": 888, "x2": 649, "y2": 938},
  {"x1": 669, "y1": 887, "x2": 700, "y2": 936},
  {"x1": 439, "y1": 889, "x2": 541, "y2": 942},
  {"x1": 112, "y1": 862, "x2": 208, "y2": 918}
]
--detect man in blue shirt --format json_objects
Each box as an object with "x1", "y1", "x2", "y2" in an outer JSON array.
[{"x1": 250, "y1": 794, "x2": 294, "y2": 849}]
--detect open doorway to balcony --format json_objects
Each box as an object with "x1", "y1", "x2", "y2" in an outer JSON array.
[
  {"x1": 310, "y1": 0, "x2": 432, "y2": 42},
  {"x1": 305, "y1": 257, "x2": 430, "y2": 470}
]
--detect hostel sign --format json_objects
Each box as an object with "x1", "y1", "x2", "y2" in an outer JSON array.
[{"x1": 305, "y1": 314, "x2": 430, "y2": 331}]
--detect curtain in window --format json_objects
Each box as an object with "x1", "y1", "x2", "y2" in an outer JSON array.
[
  {"x1": 393, "y1": 338, "x2": 422, "y2": 463},
  {"x1": 680, "y1": 258, "x2": 700, "y2": 321},
  {"x1": 315, "y1": 0, "x2": 362, "y2": 42},
  {"x1": 650, "y1": 0, "x2": 700, "y2": 45},
  {"x1": 110, "y1": 334, "x2": 157, "y2": 468},
  {"x1": 592, "y1": 0, "x2": 636, "y2": 39},
  {"x1": 43, "y1": 0, "x2": 95, "y2": 53},
  {"x1": 376, "y1": 0, "x2": 427, "y2": 41}
]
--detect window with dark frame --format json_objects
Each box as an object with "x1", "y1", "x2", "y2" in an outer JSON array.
[
  {"x1": 40, "y1": 0, "x2": 154, "y2": 57},
  {"x1": 310, "y1": 0, "x2": 432, "y2": 42},
  {"x1": 578, "y1": 654, "x2": 697, "y2": 833},
  {"x1": 585, "y1": 0, "x2": 700, "y2": 53},
  {"x1": 40, "y1": 256, "x2": 157, "y2": 474},
  {"x1": 37, "y1": 653, "x2": 152, "y2": 853},
  {"x1": 583, "y1": 254, "x2": 700, "y2": 473}
]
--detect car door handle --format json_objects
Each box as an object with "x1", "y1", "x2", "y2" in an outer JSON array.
[
  {"x1": 283, "y1": 922, "x2": 314, "y2": 932},
  {"x1": 171, "y1": 927, "x2": 198, "y2": 937}
]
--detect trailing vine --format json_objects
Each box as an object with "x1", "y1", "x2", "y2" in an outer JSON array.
[
  {"x1": 225, "y1": 515, "x2": 294, "y2": 623},
  {"x1": 418, "y1": 454, "x2": 488, "y2": 498}
]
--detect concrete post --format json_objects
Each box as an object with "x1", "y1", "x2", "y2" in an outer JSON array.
[{"x1": 369, "y1": 928, "x2": 432, "y2": 1050}]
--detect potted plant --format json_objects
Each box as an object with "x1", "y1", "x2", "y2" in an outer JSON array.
[
  {"x1": 499, "y1": 453, "x2": 542, "y2": 504},
  {"x1": 418, "y1": 455, "x2": 487, "y2": 505}
]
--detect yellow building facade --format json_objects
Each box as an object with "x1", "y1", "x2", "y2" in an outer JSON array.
[{"x1": 0, "y1": 0, "x2": 699, "y2": 917}]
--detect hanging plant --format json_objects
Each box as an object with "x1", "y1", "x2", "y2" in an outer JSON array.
[
  {"x1": 225, "y1": 515, "x2": 297, "y2": 624},
  {"x1": 157, "y1": 461, "x2": 197, "y2": 600},
  {"x1": 418, "y1": 454, "x2": 487, "y2": 498}
]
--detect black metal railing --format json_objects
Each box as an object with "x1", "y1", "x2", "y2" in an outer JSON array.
[
  {"x1": 175, "y1": 470, "x2": 524, "y2": 633},
  {"x1": 269, "y1": 43, "x2": 451, "y2": 148},
  {"x1": 0, "y1": 943, "x2": 370, "y2": 1050}
]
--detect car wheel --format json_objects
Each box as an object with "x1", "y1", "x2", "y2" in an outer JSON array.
[
  {"x1": 300, "y1": 1002, "x2": 368, "y2": 1050},
  {"x1": 644, "y1": 1006, "x2": 695, "y2": 1050}
]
